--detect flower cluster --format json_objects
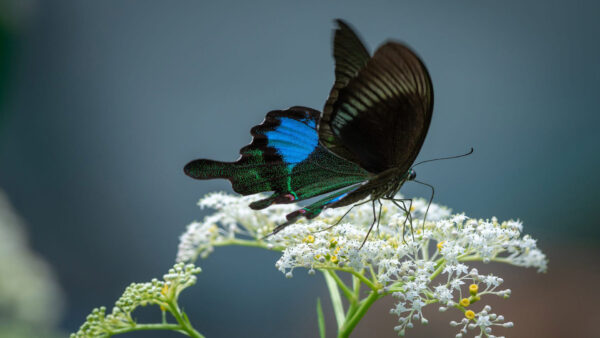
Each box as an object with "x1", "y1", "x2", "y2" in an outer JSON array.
[
  {"x1": 71, "y1": 263, "x2": 202, "y2": 338},
  {"x1": 177, "y1": 192, "x2": 298, "y2": 262},
  {"x1": 177, "y1": 192, "x2": 547, "y2": 337},
  {"x1": 450, "y1": 304, "x2": 514, "y2": 338}
]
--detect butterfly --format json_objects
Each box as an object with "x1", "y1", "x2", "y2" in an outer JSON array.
[{"x1": 184, "y1": 19, "x2": 433, "y2": 238}]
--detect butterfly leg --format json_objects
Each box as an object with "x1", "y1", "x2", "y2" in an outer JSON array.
[
  {"x1": 412, "y1": 180, "x2": 435, "y2": 233},
  {"x1": 402, "y1": 199, "x2": 415, "y2": 242},
  {"x1": 383, "y1": 198, "x2": 411, "y2": 240},
  {"x1": 359, "y1": 200, "x2": 379, "y2": 249},
  {"x1": 375, "y1": 199, "x2": 383, "y2": 237},
  {"x1": 389, "y1": 198, "x2": 414, "y2": 243},
  {"x1": 313, "y1": 199, "x2": 372, "y2": 234}
]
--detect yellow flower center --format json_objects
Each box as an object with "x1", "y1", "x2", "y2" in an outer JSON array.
[
  {"x1": 330, "y1": 255, "x2": 339, "y2": 263},
  {"x1": 303, "y1": 235, "x2": 315, "y2": 244},
  {"x1": 469, "y1": 284, "x2": 479, "y2": 295},
  {"x1": 437, "y1": 241, "x2": 445, "y2": 251},
  {"x1": 329, "y1": 238, "x2": 338, "y2": 247},
  {"x1": 465, "y1": 310, "x2": 475, "y2": 320},
  {"x1": 459, "y1": 298, "x2": 470, "y2": 307}
]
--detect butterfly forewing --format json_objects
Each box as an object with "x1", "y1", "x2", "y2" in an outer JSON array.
[
  {"x1": 319, "y1": 21, "x2": 434, "y2": 174},
  {"x1": 320, "y1": 20, "x2": 371, "y2": 162},
  {"x1": 330, "y1": 19, "x2": 370, "y2": 90}
]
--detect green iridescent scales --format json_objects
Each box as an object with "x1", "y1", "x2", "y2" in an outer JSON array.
[{"x1": 184, "y1": 107, "x2": 370, "y2": 213}]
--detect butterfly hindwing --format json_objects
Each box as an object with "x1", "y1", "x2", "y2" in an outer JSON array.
[
  {"x1": 319, "y1": 20, "x2": 434, "y2": 174},
  {"x1": 184, "y1": 106, "x2": 371, "y2": 212},
  {"x1": 272, "y1": 183, "x2": 371, "y2": 234}
]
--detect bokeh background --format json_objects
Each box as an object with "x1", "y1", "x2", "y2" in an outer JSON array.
[{"x1": 1, "y1": 0, "x2": 599, "y2": 337}]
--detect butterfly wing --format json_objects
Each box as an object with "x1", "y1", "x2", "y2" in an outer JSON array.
[
  {"x1": 184, "y1": 106, "x2": 371, "y2": 211},
  {"x1": 319, "y1": 20, "x2": 434, "y2": 174},
  {"x1": 329, "y1": 19, "x2": 371, "y2": 96},
  {"x1": 272, "y1": 183, "x2": 371, "y2": 234}
]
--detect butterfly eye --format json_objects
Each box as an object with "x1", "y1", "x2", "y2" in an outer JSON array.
[{"x1": 408, "y1": 169, "x2": 417, "y2": 181}]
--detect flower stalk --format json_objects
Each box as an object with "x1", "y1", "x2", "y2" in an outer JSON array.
[{"x1": 71, "y1": 263, "x2": 204, "y2": 338}]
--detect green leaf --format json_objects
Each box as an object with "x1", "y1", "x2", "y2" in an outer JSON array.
[
  {"x1": 316, "y1": 298, "x2": 326, "y2": 338},
  {"x1": 323, "y1": 271, "x2": 345, "y2": 329}
]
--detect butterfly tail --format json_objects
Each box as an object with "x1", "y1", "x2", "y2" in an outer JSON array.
[
  {"x1": 184, "y1": 159, "x2": 238, "y2": 180},
  {"x1": 185, "y1": 158, "x2": 277, "y2": 197}
]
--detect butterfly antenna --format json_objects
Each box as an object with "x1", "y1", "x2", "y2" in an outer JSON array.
[
  {"x1": 412, "y1": 147, "x2": 474, "y2": 168},
  {"x1": 413, "y1": 180, "x2": 435, "y2": 231}
]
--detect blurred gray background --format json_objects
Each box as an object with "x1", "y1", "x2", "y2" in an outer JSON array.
[{"x1": 0, "y1": 0, "x2": 599, "y2": 337}]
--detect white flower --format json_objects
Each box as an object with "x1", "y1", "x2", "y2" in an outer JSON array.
[
  {"x1": 177, "y1": 192, "x2": 548, "y2": 336},
  {"x1": 434, "y1": 284, "x2": 454, "y2": 304}
]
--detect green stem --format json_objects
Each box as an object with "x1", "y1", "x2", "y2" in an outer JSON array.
[
  {"x1": 165, "y1": 299, "x2": 204, "y2": 338},
  {"x1": 459, "y1": 255, "x2": 513, "y2": 264},
  {"x1": 330, "y1": 267, "x2": 378, "y2": 291},
  {"x1": 338, "y1": 291, "x2": 381, "y2": 338},
  {"x1": 214, "y1": 238, "x2": 284, "y2": 251},
  {"x1": 429, "y1": 260, "x2": 446, "y2": 281},
  {"x1": 352, "y1": 275, "x2": 361, "y2": 296},
  {"x1": 421, "y1": 239, "x2": 429, "y2": 261},
  {"x1": 383, "y1": 287, "x2": 404, "y2": 293},
  {"x1": 368, "y1": 265, "x2": 378, "y2": 283},
  {"x1": 434, "y1": 250, "x2": 473, "y2": 266},
  {"x1": 323, "y1": 270, "x2": 346, "y2": 330},
  {"x1": 343, "y1": 275, "x2": 362, "y2": 324},
  {"x1": 344, "y1": 303, "x2": 358, "y2": 326},
  {"x1": 327, "y1": 270, "x2": 356, "y2": 302},
  {"x1": 316, "y1": 298, "x2": 326, "y2": 338},
  {"x1": 107, "y1": 323, "x2": 188, "y2": 336}
]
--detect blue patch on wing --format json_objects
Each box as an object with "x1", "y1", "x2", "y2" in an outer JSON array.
[
  {"x1": 321, "y1": 183, "x2": 362, "y2": 208},
  {"x1": 326, "y1": 191, "x2": 350, "y2": 204},
  {"x1": 265, "y1": 118, "x2": 318, "y2": 169}
]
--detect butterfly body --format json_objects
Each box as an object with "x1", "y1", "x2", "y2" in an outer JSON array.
[
  {"x1": 365, "y1": 169, "x2": 410, "y2": 199},
  {"x1": 185, "y1": 20, "x2": 433, "y2": 234}
]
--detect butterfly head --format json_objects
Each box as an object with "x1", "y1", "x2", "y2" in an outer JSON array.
[{"x1": 407, "y1": 168, "x2": 417, "y2": 181}]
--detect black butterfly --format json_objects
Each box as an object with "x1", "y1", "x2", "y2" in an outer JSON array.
[{"x1": 185, "y1": 19, "x2": 434, "y2": 239}]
